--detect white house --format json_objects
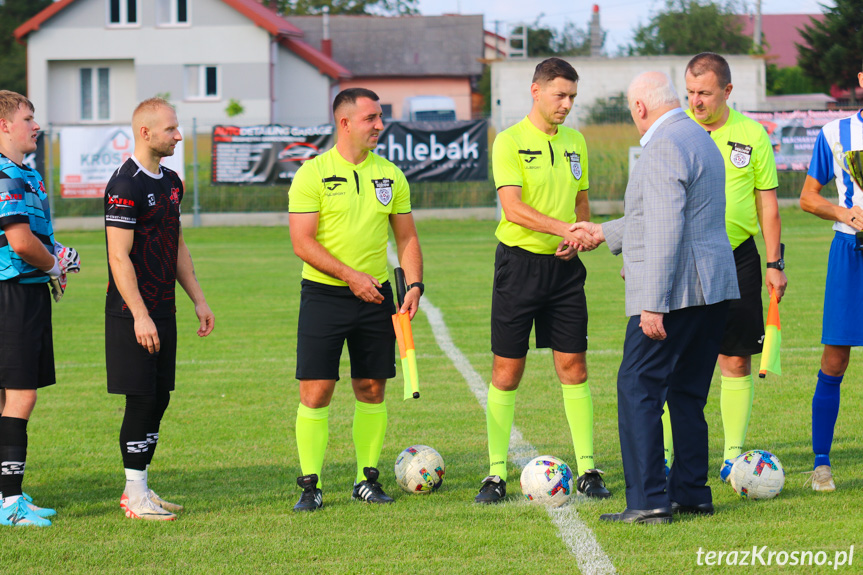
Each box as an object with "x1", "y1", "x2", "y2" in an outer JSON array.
[{"x1": 14, "y1": 0, "x2": 350, "y2": 129}]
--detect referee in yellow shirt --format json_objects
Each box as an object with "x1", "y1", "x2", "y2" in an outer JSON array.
[
  {"x1": 476, "y1": 58, "x2": 611, "y2": 503},
  {"x1": 666, "y1": 52, "x2": 787, "y2": 483},
  {"x1": 288, "y1": 88, "x2": 423, "y2": 511}
]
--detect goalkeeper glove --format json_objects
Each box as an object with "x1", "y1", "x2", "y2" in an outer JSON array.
[
  {"x1": 54, "y1": 241, "x2": 81, "y2": 274},
  {"x1": 50, "y1": 274, "x2": 67, "y2": 302}
]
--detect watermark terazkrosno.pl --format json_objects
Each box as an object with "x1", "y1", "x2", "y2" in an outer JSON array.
[{"x1": 696, "y1": 546, "x2": 854, "y2": 569}]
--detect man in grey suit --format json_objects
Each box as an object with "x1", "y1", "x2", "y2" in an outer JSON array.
[{"x1": 573, "y1": 71, "x2": 739, "y2": 524}]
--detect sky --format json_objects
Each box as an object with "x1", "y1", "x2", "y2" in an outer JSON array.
[{"x1": 415, "y1": 0, "x2": 830, "y2": 54}]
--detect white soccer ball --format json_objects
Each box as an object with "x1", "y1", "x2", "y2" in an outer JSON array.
[
  {"x1": 729, "y1": 450, "x2": 786, "y2": 500},
  {"x1": 520, "y1": 455, "x2": 575, "y2": 507},
  {"x1": 394, "y1": 445, "x2": 445, "y2": 494}
]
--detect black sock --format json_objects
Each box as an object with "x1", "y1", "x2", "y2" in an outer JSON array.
[
  {"x1": 144, "y1": 389, "x2": 171, "y2": 468},
  {"x1": 0, "y1": 416, "x2": 28, "y2": 499},
  {"x1": 120, "y1": 395, "x2": 159, "y2": 471}
]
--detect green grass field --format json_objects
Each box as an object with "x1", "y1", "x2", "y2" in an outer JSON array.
[{"x1": 3, "y1": 208, "x2": 861, "y2": 574}]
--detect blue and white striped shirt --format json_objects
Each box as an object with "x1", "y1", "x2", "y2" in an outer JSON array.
[{"x1": 808, "y1": 110, "x2": 863, "y2": 236}]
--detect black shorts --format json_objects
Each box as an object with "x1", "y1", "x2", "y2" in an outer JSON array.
[
  {"x1": 0, "y1": 281, "x2": 55, "y2": 390},
  {"x1": 721, "y1": 236, "x2": 765, "y2": 356},
  {"x1": 296, "y1": 280, "x2": 396, "y2": 381},
  {"x1": 491, "y1": 243, "x2": 588, "y2": 358},
  {"x1": 106, "y1": 314, "x2": 177, "y2": 395}
]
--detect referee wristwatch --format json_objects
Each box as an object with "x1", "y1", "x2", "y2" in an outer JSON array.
[
  {"x1": 407, "y1": 282, "x2": 425, "y2": 296},
  {"x1": 766, "y1": 243, "x2": 785, "y2": 271}
]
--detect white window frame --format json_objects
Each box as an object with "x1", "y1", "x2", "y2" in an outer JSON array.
[
  {"x1": 184, "y1": 65, "x2": 221, "y2": 101},
  {"x1": 106, "y1": 0, "x2": 140, "y2": 27},
  {"x1": 156, "y1": 0, "x2": 191, "y2": 27},
  {"x1": 80, "y1": 67, "x2": 111, "y2": 122}
]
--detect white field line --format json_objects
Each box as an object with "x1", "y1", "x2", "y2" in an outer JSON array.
[{"x1": 388, "y1": 248, "x2": 616, "y2": 575}]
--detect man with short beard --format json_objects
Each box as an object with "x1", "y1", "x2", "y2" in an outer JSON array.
[{"x1": 104, "y1": 98, "x2": 214, "y2": 521}]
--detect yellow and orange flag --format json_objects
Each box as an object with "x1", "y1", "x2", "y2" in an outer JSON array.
[
  {"x1": 392, "y1": 267, "x2": 420, "y2": 399},
  {"x1": 392, "y1": 311, "x2": 420, "y2": 399},
  {"x1": 759, "y1": 290, "x2": 781, "y2": 378}
]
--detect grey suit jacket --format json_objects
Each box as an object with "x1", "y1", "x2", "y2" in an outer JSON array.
[{"x1": 602, "y1": 110, "x2": 739, "y2": 317}]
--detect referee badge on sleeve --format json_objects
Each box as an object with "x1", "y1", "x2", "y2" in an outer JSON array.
[
  {"x1": 728, "y1": 142, "x2": 752, "y2": 168},
  {"x1": 566, "y1": 152, "x2": 582, "y2": 180},
  {"x1": 373, "y1": 178, "x2": 394, "y2": 206}
]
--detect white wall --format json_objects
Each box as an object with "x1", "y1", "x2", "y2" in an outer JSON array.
[
  {"x1": 46, "y1": 59, "x2": 136, "y2": 125},
  {"x1": 491, "y1": 55, "x2": 766, "y2": 131},
  {"x1": 273, "y1": 45, "x2": 333, "y2": 126}
]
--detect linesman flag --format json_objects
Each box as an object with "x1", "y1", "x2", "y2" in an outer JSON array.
[
  {"x1": 392, "y1": 267, "x2": 420, "y2": 400},
  {"x1": 759, "y1": 290, "x2": 782, "y2": 378}
]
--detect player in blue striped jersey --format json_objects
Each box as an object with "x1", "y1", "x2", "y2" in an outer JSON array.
[
  {"x1": 799, "y1": 69, "x2": 863, "y2": 493},
  {"x1": 0, "y1": 91, "x2": 80, "y2": 527}
]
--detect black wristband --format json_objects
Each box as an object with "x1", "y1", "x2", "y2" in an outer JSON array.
[{"x1": 407, "y1": 282, "x2": 424, "y2": 296}]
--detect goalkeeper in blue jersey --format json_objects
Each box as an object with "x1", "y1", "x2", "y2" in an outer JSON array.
[{"x1": 0, "y1": 90, "x2": 81, "y2": 527}]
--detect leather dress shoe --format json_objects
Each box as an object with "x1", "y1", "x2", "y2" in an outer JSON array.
[
  {"x1": 671, "y1": 501, "x2": 714, "y2": 516},
  {"x1": 599, "y1": 507, "x2": 672, "y2": 524}
]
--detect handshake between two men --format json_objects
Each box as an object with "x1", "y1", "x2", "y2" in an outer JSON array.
[
  {"x1": 556, "y1": 221, "x2": 668, "y2": 341},
  {"x1": 555, "y1": 221, "x2": 605, "y2": 258}
]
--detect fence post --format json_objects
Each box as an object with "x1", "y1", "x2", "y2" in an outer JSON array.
[{"x1": 192, "y1": 118, "x2": 201, "y2": 228}]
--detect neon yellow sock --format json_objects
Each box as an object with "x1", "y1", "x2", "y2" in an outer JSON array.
[
  {"x1": 562, "y1": 383, "x2": 595, "y2": 475},
  {"x1": 661, "y1": 402, "x2": 674, "y2": 470},
  {"x1": 486, "y1": 385, "x2": 517, "y2": 481},
  {"x1": 353, "y1": 400, "x2": 387, "y2": 483},
  {"x1": 296, "y1": 404, "x2": 329, "y2": 488},
  {"x1": 721, "y1": 375, "x2": 754, "y2": 461}
]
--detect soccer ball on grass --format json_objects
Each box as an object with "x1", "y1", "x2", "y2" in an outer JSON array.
[
  {"x1": 729, "y1": 449, "x2": 785, "y2": 500},
  {"x1": 520, "y1": 455, "x2": 575, "y2": 507},
  {"x1": 394, "y1": 445, "x2": 445, "y2": 493}
]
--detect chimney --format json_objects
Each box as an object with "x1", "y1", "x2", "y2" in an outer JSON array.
[
  {"x1": 321, "y1": 6, "x2": 332, "y2": 58},
  {"x1": 268, "y1": 0, "x2": 278, "y2": 12},
  {"x1": 590, "y1": 5, "x2": 602, "y2": 57}
]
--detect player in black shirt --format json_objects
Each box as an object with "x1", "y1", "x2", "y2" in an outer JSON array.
[{"x1": 104, "y1": 98, "x2": 214, "y2": 521}]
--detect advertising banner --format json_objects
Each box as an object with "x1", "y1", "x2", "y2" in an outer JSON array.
[
  {"x1": 211, "y1": 120, "x2": 489, "y2": 185},
  {"x1": 742, "y1": 110, "x2": 854, "y2": 171},
  {"x1": 60, "y1": 126, "x2": 184, "y2": 198},
  {"x1": 375, "y1": 119, "x2": 488, "y2": 182},
  {"x1": 211, "y1": 124, "x2": 334, "y2": 184}
]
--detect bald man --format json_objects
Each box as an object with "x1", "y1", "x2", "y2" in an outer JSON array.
[
  {"x1": 104, "y1": 98, "x2": 214, "y2": 521},
  {"x1": 574, "y1": 72, "x2": 737, "y2": 523}
]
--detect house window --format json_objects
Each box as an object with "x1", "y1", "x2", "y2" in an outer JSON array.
[
  {"x1": 184, "y1": 65, "x2": 219, "y2": 100},
  {"x1": 81, "y1": 67, "x2": 111, "y2": 121},
  {"x1": 108, "y1": 0, "x2": 138, "y2": 26},
  {"x1": 157, "y1": 0, "x2": 189, "y2": 26}
]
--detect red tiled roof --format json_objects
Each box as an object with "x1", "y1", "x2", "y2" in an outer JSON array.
[
  {"x1": 13, "y1": 0, "x2": 77, "y2": 40},
  {"x1": 13, "y1": 0, "x2": 348, "y2": 78},
  {"x1": 738, "y1": 13, "x2": 824, "y2": 68},
  {"x1": 16, "y1": 0, "x2": 304, "y2": 40},
  {"x1": 279, "y1": 36, "x2": 351, "y2": 79},
  {"x1": 219, "y1": 0, "x2": 303, "y2": 37}
]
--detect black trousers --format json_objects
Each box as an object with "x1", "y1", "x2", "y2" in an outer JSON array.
[{"x1": 616, "y1": 301, "x2": 729, "y2": 510}]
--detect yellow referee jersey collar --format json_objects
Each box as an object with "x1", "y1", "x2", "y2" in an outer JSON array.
[
  {"x1": 332, "y1": 146, "x2": 375, "y2": 169},
  {"x1": 523, "y1": 116, "x2": 564, "y2": 140}
]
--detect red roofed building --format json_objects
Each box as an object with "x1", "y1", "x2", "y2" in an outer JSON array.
[{"x1": 14, "y1": 0, "x2": 350, "y2": 127}]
